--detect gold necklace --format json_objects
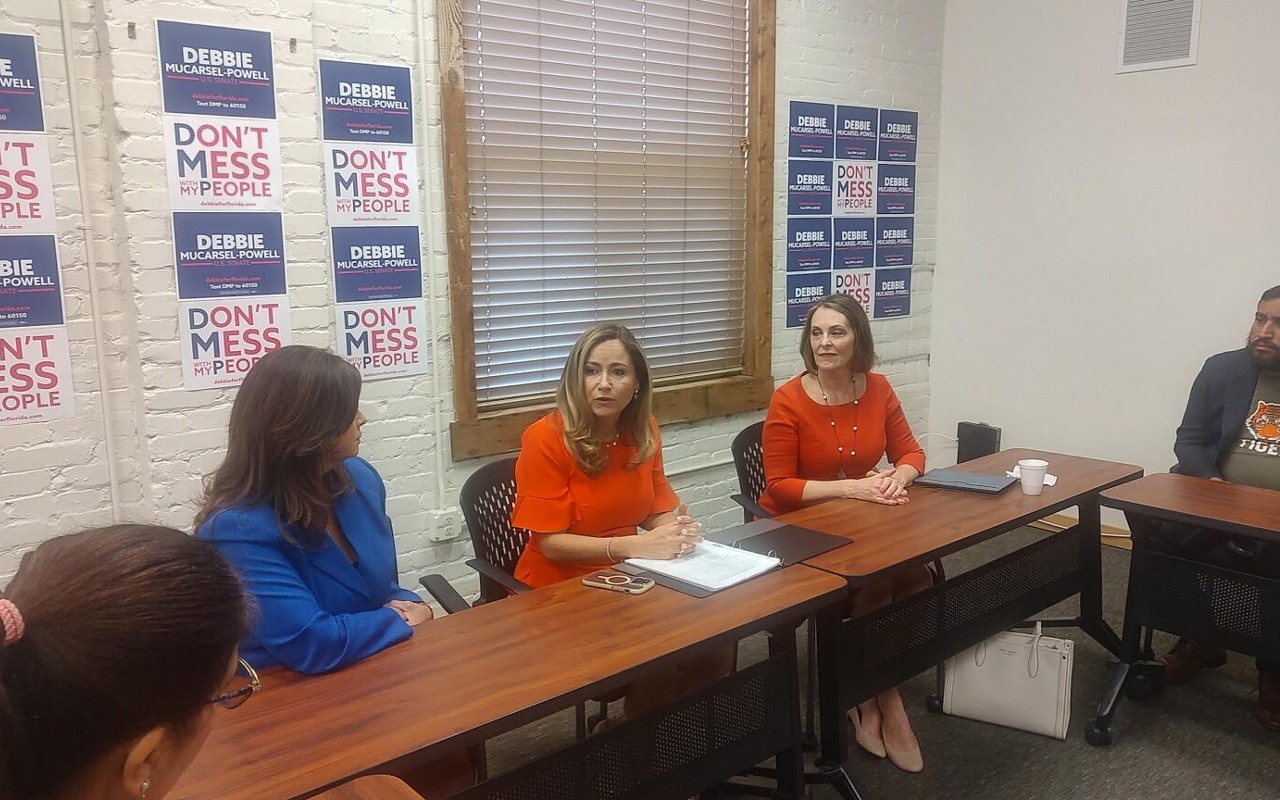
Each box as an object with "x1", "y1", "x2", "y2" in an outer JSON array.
[{"x1": 814, "y1": 373, "x2": 859, "y2": 479}]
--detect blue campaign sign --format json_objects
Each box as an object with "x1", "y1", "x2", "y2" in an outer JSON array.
[
  {"x1": 878, "y1": 109, "x2": 918, "y2": 162},
  {"x1": 786, "y1": 217, "x2": 832, "y2": 273},
  {"x1": 157, "y1": 21, "x2": 276, "y2": 119},
  {"x1": 788, "y1": 100, "x2": 835, "y2": 159},
  {"x1": 172, "y1": 211, "x2": 287, "y2": 300},
  {"x1": 0, "y1": 34, "x2": 44, "y2": 132},
  {"x1": 0, "y1": 234, "x2": 62, "y2": 327},
  {"x1": 833, "y1": 217, "x2": 875, "y2": 269},
  {"x1": 319, "y1": 60, "x2": 414, "y2": 144},
  {"x1": 331, "y1": 225, "x2": 423, "y2": 303},
  {"x1": 786, "y1": 271, "x2": 830, "y2": 329},
  {"x1": 877, "y1": 164, "x2": 915, "y2": 215},
  {"x1": 836, "y1": 106, "x2": 877, "y2": 160},
  {"x1": 787, "y1": 160, "x2": 832, "y2": 216},
  {"x1": 875, "y1": 217, "x2": 914, "y2": 267},
  {"x1": 874, "y1": 268, "x2": 911, "y2": 319}
]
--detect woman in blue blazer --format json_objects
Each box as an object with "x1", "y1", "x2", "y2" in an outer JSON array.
[{"x1": 196, "y1": 345, "x2": 432, "y2": 675}]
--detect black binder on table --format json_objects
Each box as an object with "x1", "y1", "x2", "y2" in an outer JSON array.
[
  {"x1": 710, "y1": 518, "x2": 848, "y2": 566},
  {"x1": 914, "y1": 467, "x2": 1017, "y2": 495}
]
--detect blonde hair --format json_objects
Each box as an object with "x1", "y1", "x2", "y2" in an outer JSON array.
[{"x1": 556, "y1": 323, "x2": 656, "y2": 475}]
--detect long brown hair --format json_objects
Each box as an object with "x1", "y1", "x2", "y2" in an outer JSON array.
[
  {"x1": 0, "y1": 525, "x2": 247, "y2": 800},
  {"x1": 195, "y1": 345, "x2": 362, "y2": 545},
  {"x1": 556, "y1": 323, "x2": 656, "y2": 476},
  {"x1": 799, "y1": 293, "x2": 877, "y2": 374}
]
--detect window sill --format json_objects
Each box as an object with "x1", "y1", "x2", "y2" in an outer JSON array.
[{"x1": 450, "y1": 373, "x2": 774, "y2": 460}]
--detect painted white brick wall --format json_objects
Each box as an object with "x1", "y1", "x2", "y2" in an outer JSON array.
[{"x1": 0, "y1": 0, "x2": 944, "y2": 596}]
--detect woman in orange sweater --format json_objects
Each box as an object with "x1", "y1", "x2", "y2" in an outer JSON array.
[
  {"x1": 762, "y1": 293, "x2": 930, "y2": 773},
  {"x1": 512, "y1": 322, "x2": 729, "y2": 721}
]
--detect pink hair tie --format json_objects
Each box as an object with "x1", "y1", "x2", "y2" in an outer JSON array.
[{"x1": 0, "y1": 599, "x2": 25, "y2": 647}]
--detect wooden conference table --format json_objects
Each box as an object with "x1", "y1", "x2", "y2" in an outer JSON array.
[
  {"x1": 1090, "y1": 473, "x2": 1280, "y2": 743},
  {"x1": 171, "y1": 564, "x2": 847, "y2": 800},
  {"x1": 781, "y1": 448, "x2": 1142, "y2": 797},
  {"x1": 313, "y1": 776, "x2": 424, "y2": 800}
]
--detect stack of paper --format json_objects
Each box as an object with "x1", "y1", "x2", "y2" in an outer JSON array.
[{"x1": 624, "y1": 540, "x2": 780, "y2": 592}]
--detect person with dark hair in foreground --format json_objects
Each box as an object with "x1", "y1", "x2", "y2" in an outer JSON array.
[
  {"x1": 1157, "y1": 285, "x2": 1280, "y2": 732},
  {"x1": 0, "y1": 524, "x2": 250, "y2": 800}
]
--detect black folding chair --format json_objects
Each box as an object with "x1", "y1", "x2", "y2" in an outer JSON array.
[
  {"x1": 421, "y1": 456, "x2": 614, "y2": 739},
  {"x1": 731, "y1": 421, "x2": 771, "y2": 523}
]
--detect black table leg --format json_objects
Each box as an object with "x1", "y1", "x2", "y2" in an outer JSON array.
[
  {"x1": 810, "y1": 599, "x2": 865, "y2": 800},
  {"x1": 1077, "y1": 495, "x2": 1123, "y2": 656}
]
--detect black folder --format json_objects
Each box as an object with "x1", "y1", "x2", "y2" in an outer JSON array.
[
  {"x1": 711, "y1": 518, "x2": 848, "y2": 566},
  {"x1": 914, "y1": 467, "x2": 1016, "y2": 495}
]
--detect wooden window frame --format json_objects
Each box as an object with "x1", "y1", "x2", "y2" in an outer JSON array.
[{"x1": 438, "y1": 0, "x2": 776, "y2": 460}]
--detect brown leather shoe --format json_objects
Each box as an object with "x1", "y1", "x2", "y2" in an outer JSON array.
[
  {"x1": 1159, "y1": 638, "x2": 1228, "y2": 685},
  {"x1": 1258, "y1": 671, "x2": 1280, "y2": 732}
]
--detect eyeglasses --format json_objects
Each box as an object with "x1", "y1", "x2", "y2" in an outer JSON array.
[{"x1": 210, "y1": 658, "x2": 261, "y2": 709}]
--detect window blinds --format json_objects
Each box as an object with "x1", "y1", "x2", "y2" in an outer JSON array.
[{"x1": 463, "y1": 0, "x2": 749, "y2": 403}]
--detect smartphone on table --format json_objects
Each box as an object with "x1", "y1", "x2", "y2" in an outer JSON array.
[{"x1": 582, "y1": 570, "x2": 655, "y2": 595}]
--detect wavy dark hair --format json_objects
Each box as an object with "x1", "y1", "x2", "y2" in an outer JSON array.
[
  {"x1": 195, "y1": 345, "x2": 362, "y2": 546},
  {"x1": 556, "y1": 323, "x2": 656, "y2": 476},
  {"x1": 0, "y1": 524, "x2": 247, "y2": 800}
]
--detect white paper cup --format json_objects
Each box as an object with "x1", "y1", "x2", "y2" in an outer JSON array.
[{"x1": 1017, "y1": 458, "x2": 1049, "y2": 495}]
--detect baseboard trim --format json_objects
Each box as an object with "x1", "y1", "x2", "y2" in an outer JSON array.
[{"x1": 1029, "y1": 514, "x2": 1131, "y2": 549}]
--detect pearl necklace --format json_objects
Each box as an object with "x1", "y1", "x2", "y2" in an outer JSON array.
[{"x1": 814, "y1": 372, "x2": 860, "y2": 479}]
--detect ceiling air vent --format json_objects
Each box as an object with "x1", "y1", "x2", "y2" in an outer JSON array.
[{"x1": 1117, "y1": 0, "x2": 1201, "y2": 74}]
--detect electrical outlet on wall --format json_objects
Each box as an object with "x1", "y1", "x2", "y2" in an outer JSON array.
[{"x1": 426, "y1": 507, "x2": 463, "y2": 543}]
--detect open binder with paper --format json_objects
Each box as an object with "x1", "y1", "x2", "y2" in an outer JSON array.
[
  {"x1": 617, "y1": 518, "x2": 848, "y2": 596},
  {"x1": 623, "y1": 540, "x2": 780, "y2": 593}
]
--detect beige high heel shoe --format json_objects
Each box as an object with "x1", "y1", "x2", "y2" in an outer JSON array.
[
  {"x1": 847, "y1": 706, "x2": 886, "y2": 758},
  {"x1": 881, "y1": 719, "x2": 923, "y2": 773}
]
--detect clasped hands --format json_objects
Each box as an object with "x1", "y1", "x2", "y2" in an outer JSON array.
[
  {"x1": 384, "y1": 598, "x2": 434, "y2": 626},
  {"x1": 631, "y1": 502, "x2": 703, "y2": 560},
  {"x1": 846, "y1": 467, "x2": 911, "y2": 505}
]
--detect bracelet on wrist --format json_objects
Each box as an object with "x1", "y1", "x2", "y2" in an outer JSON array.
[{"x1": 605, "y1": 537, "x2": 616, "y2": 563}]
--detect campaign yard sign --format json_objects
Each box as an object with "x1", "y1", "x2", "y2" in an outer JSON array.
[
  {"x1": 172, "y1": 211, "x2": 287, "y2": 299},
  {"x1": 319, "y1": 60, "x2": 414, "y2": 144},
  {"x1": 164, "y1": 115, "x2": 282, "y2": 211},
  {"x1": 0, "y1": 234, "x2": 63, "y2": 328},
  {"x1": 0, "y1": 326, "x2": 74, "y2": 423},
  {"x1": 0, "y1": 134, "x2": 56, "y2": 233},
  {"x1": 337, "y1": 298, "x2": 427, "y2": 379},
  {"x1": 0, "y1": 34, "x2": 44, "y2": 132},
  {"x1": 178, "y1": 297, "x2": 291, "y2": 389},
  {"x1": 157, "y1": 21, "x2": 276, "y2": 119}
]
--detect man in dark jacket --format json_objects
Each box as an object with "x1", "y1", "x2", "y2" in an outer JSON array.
[{"x1": 1158, "y1": 285, "x2": 1280, "y2": 731}]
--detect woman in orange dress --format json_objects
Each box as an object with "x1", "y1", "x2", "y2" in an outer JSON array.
[
  {"x1": 762, "y1": 293, "x2": 930, "y2": 774},
  {"x1": 512, "y1": 322, "x2": 728, "y2": 720}
]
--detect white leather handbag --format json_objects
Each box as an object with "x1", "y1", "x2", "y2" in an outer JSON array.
[{"x1": 941, "y1": 622, "x2": 1074, "y2": 739}]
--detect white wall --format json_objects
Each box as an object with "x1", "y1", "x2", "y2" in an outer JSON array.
[
  {"x1": 932, "y1": 1, "x2": 1279, "y2": 482},
  {"x1": 0, "y1": 0, "x2": 944, "y2": 589}
]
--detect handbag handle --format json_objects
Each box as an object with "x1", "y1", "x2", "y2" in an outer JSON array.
[
  {"x1": 972, "y1": 621, "x2": 1047, "y2": 676},
  {"x1": 1027, "y1": 621, "x2": 1043, "y2": 678}
]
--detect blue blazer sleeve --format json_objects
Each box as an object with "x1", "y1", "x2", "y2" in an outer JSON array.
[
  {"x1": 349, "y1": 457, "x2": 422, "y2": 604},
  {"x1": 200, "y1": 504, "x2": 413, "y2": 675}
]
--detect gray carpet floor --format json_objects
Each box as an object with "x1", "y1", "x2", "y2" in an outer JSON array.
[{"x1": 483, "y1": 528, "x2": 1280, "y2": 799}]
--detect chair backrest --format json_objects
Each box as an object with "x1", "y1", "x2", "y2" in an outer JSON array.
[
  {"x1": 459, "y1": 456, "x2": 529, "y2": 604},
  {"x1": 731, "y1": 421, "x2": 767, "y2": 522}
]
